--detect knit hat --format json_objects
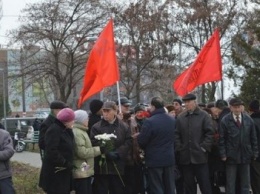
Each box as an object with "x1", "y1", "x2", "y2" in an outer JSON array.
[
  {"x1": 57, "y1": 108, "x2": 75, "y2": 123},
  {"x1": 173, "y1": 99, "x2": 182, "y2": 106},
  {"x1": 89, "y1": 99, "x2": 103, "y2": 114},
  {"x1": 249, "y1": 99, "x2": 260, "y2": 112},
  {"x1": 74, "y1": 110, "x2": 89, "y2": 124},
  {"x1": 50, "y1": 100, "x2": 67, "y2": 109}
]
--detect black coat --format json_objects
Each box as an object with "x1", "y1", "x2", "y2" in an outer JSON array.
[
  {"x1": 175, "y1": 107, "x2": 214, "y2": 165},
  {"x1": 38, "y1": 114, "x2": 56, "y2": 150},
  {"x1": 39, "y1": 119, "x2": 74, "y2": 194},
  {"x1": 251, "y1": 111, "x2": 260, "y2": 161},
  {"x1": 90, "y1": 117, "x2": 132, "y2": 175},
  {"x1": 219, "y1": 112, "x2": 258, "y2": 164}
]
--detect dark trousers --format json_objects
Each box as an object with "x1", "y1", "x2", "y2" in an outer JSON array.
[
  {"x1": 124, "y1": 164, "x2": 145, "y2": 194},
  {"x1": 92, "y1": 174, "x2": 124, "y2": 194},
  {"x1": 0, "y1": 177, "x2": 15, "y2": 194},
  {"x1": 74, "y1": 177, "x2": 92, "y2": 194},
  {"x1": 147, "y1": 165, "x2": 176, "y2": 194},
  {"x1": 182, "y1": 163, "x2": 212, "y2": 194},
  {"x1": 226, "y1": 163, "x2": 250, "y2": 194},
  {"x1": 251, "y1": 160, "x2": 260, "y2": 194}
]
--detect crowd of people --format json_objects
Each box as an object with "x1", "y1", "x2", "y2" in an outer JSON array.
[{"x1": 0, "y1": 94, "x2": 259, "y2": 194}]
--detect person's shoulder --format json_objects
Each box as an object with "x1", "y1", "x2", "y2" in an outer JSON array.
[{"x1": 0, "y1": 128, "x2": 10, "y2": 137}]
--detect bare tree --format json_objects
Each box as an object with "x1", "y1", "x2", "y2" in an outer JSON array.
[
  {"x1": 167, "y1": 0, "x2": 251, "y2": 102},
  {"x1": 9, "y1": 0, "x2": 108, "y2": 104},
  {"x1": 107, "y1": 0, "x2": 178, "y2": 103}
]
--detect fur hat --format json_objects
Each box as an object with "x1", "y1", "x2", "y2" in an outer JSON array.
[
  {"x1": 57, "y1": 108, "x2": 75, "y2": 123},
  {"x1": 89, "y1": 99, "x2": 103, "y2": 114},
  {"x1": 74, "y1": 110, "x2": 89, "y2": 124},
  {"x1": 50, "y1": 100, "x2": 67, "y2": 109},
  {"x1": 249, "y1": 99, "x2": 260, "y2": 112}
]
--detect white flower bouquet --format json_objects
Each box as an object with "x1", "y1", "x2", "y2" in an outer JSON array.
[{"x1": 94, "y1": 133, "x2": 125, "y2": 186}]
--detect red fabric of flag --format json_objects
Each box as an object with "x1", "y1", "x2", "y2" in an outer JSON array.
[
  {"x1": 173, "y1": 30, "x2": 222, "y2": 97},
  {"x1": 78, "y1": 19, "x2": 119, "y2": 107}
]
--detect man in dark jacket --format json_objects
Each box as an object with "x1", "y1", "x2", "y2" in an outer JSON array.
[
  {"x1": 38, "y1": 100, "x2": 67, "y2": 160},
  {"x1": 219, "y1": 98, "x2": 258, "y2": 194},
  {"x1": 248, "y1": 99, "x2": 260, "y2": 194},
  {"x1": 175, "y1": 93, "x2": 214, "y2": 194},
  {"x1": 90, "y1": 101, "x2": 132, "y2": 194},
  {"x1": 0, "y1": 128, "x2": 15, "y2": 194},
  {"x1": 136, "y1": 96, "x2": 176, "y2": 194}
]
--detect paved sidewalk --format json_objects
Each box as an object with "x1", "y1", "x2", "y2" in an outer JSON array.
[{"x1": 11, "y1": 151, "x2": 42, "y2": 168}]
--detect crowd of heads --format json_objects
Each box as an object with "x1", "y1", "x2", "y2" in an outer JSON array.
[{"x1": 50, "y1": 94, "x2": 260, "y2": 126}]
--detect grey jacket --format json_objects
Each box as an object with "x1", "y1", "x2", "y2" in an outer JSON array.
[{"x1": 0, "y1": 128, "x2": 15, "y2": 180}]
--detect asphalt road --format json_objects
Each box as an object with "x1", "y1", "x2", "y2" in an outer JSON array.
[{"x1": 11, "y1": 151, "x2": 42, "y2": 168}]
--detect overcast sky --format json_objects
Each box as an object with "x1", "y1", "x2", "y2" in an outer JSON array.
[{"x1": 0, "y1": 0, "x2": 41, "y2": 46}]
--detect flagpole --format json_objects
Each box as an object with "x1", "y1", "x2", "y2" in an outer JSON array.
[{"x1": 116, "y1": 81, "x2": 122, "y2": 113}]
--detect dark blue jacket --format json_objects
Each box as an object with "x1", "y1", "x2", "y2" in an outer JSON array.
[
  {"x1": 219, "y1": 112, "x2": 258, "y2": 164},
  {"x1": 137, "y1": 108, "x2": 175, "y2": 167}
]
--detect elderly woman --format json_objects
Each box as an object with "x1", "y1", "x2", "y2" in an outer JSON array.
[
  {"x1": 39, "y1": 108, "x2": 75, "y2": 194},
  {"x1": 72, "y1": 110, "x2": 102, "y2": 194}
]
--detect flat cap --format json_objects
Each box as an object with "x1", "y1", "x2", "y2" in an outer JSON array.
[
  {"x1": 182, "y1": 93, "x2": 196, "y2": 101},
  {"x1": 102, "y1": 101, "x2": 117, "y2": 110},
  {"x1": 116, "y1": 97, "x2": 132, "y2": 106},
  {"x1": 50, "y1": 100, "x2": 67, "y2": 109},
  {"x1": 229, "y1": 98, "x2": 244, "y2": 106}
]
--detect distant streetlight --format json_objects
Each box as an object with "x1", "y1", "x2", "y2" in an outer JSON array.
[{"x1": 0, "y1": 68, "x2": 7, "y2": 129}]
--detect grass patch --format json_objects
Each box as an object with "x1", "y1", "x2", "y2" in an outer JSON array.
[{"x1": 11, "y1": 161, "x2": 44, "y2": 194}]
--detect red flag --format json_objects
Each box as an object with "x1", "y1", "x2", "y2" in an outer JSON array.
[
  {"x1": 78, "y1": 19, "x2": 119, "y2": 107},
  {"x1": 173, "y1": 30, "x2": 222, "y2": 97}
]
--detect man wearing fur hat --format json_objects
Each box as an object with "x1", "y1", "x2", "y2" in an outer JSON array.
[
  {"x1": 219, "y1": 98, "x2": 258, "y2": 194},
  {"x1": 175, "y1": 93, "x2": 214, "y2": 194},
  {"x1": 248, "y1": 99, "x2": 260, "y2": 194}
]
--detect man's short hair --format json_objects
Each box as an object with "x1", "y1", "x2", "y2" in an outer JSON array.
[{"x1": 151, "y1": 97, "x2": 164, "y2": 109}]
